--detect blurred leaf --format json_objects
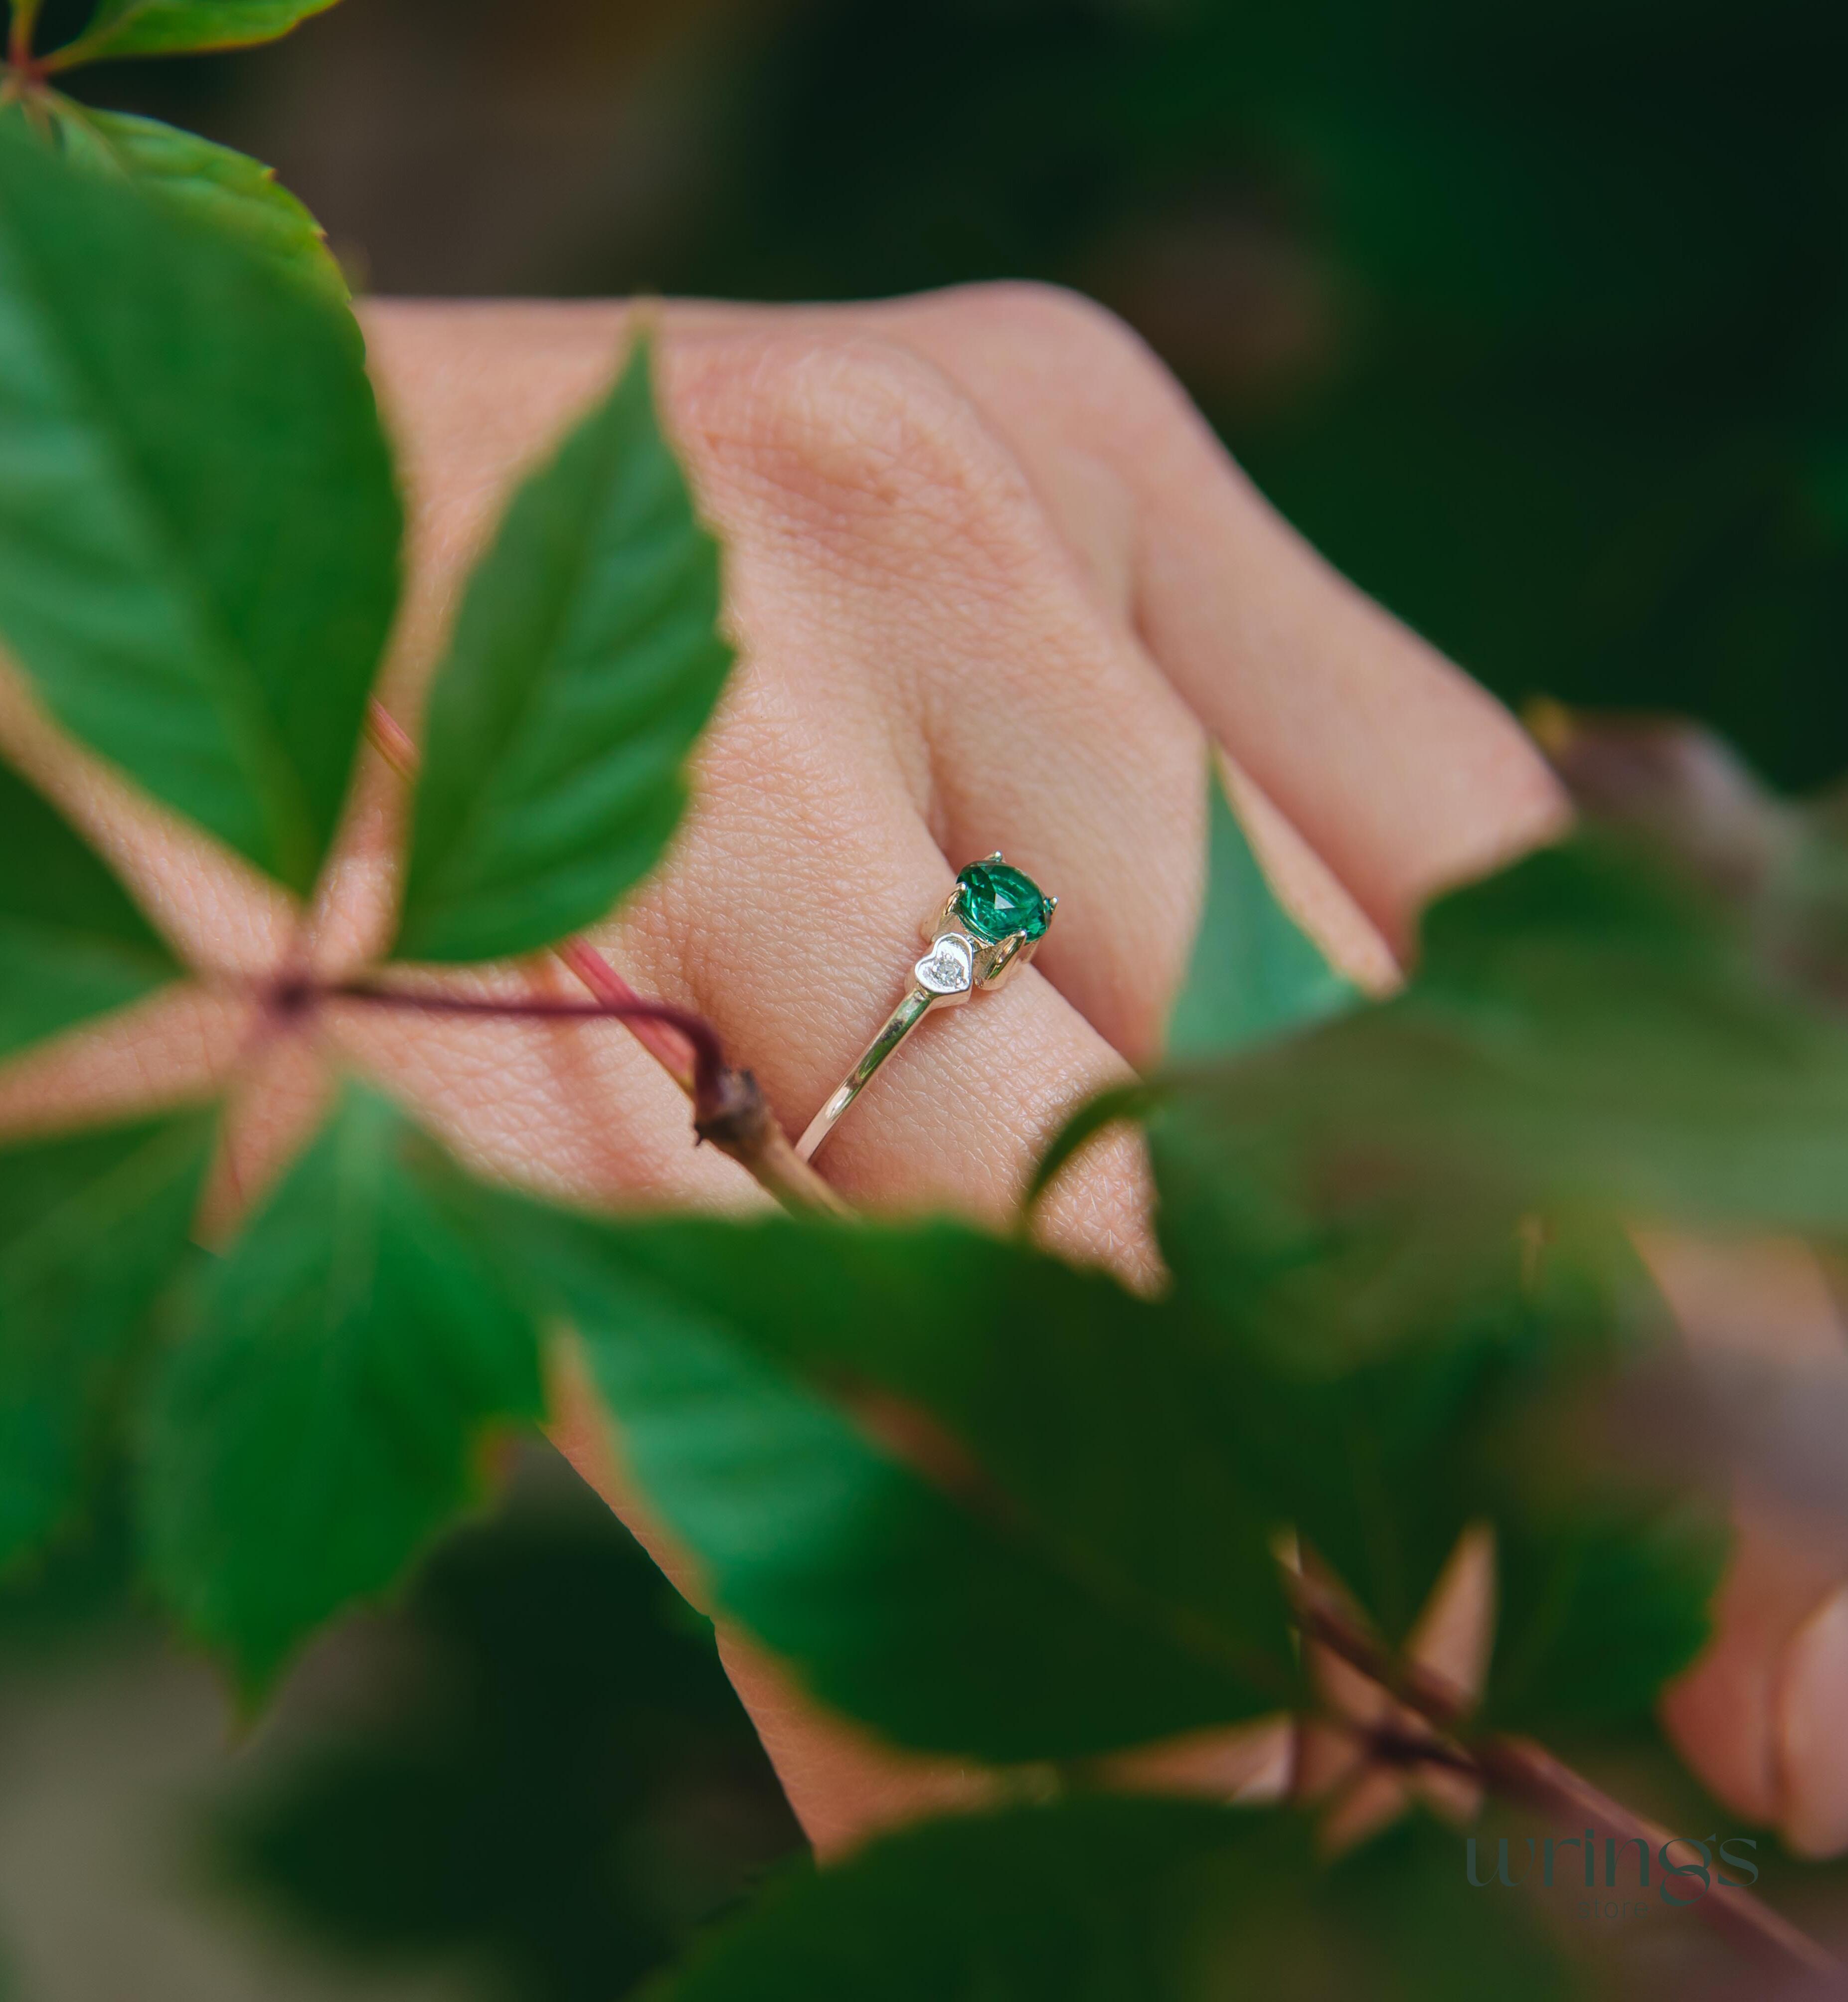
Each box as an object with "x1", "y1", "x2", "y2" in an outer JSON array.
[
  {"x1": 1166, "y1": 761, "x2": 1355, "y2": 1060},
  {"x1": 658, "y1": 1801, "x2": 1596, "y2": 2002},
  {"x1": 1186, "y1": 1185, "x2": 1726, "y2": 1717},
  {"x1": 1032, "y1": 765, "x2": 1353, "y2": 1206},
  {"x1": 1542, "y1": 708, "x2": 1848, "y2": 1021},
  {"x1": 37, "y1": 98, "x2": 345, "y2": 303},
  {"x1": 510, "y1": 1208, "x2": 1295, "y2": 1762},
  {"x1": 47, "y1": 0, "x2": 342, "y2": 67},
  {"x1": 0, "y1": 127, "x2": 398, "y2": 893},
  {"x1": 1025, "y1": 1078, "x2": 1164, "y2": 1211},
  {"x1": 1537, "y1": 710, "x2": 1796, "y2": 905},
  {"x1": 1236, "y1": 1218, "x2": 1627, "y2": 1628},
  {"x1": 1488, "y1": 1483, "x2": 1728, "y2": 1732},
  {"x1": 0, "y1": 1466, "x2": 138, "y2": 1651},
  {"x1": 220, "y1": 1453, "x2": 802, "y2": 2002},
  {"x1": 1153, "y1": 837, "x2": 1848, "y2": 1380},
  {"x1": 0, "y1": 756, "x2": 179, "y2": 1061},
  {"x1": 395, "y1": 338, "x2": 731, "y2": 964},
  {"x1": 0, "y1": 1111, "x2": 212, "y2": 1572},
  {"x1": 1458, "y1": 1234, "x2": 1729, "y2": 1729},
  {"x1": 142, "y1": 1087, "x2": 541, "y2": 1697},
  {"x1": 1125, "y1": 836, "x2": 1795, "y2": 1686}
]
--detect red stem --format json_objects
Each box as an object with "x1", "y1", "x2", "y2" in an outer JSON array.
[
  {"x1": 309, "y1": 972, "x2": 845, "y2": 1216},
  {"x1": 328, "y1": 979, "x2": 726, "y2": 1104},
  {"x1": 352, "y1": 700, "x2": 847, "y2": 1214},
  {"x1": 556, "y1": 937, "x2": 697, "y2": 1090},
  {"x1": 7, "y1": 0, "x2": 43, "y2": 76},
  {"x1": 364, "y1": 698, "x2": 419, "y2": 778}
]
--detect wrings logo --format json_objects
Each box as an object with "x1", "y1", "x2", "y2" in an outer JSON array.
[{"x1": 1467, "y1": 1831, "x2": 1760, "y2": 1920}]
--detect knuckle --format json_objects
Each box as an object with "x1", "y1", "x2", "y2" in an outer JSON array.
[
  {"x1": 951, "y1": 278, "x2": 1156, "y2": 368},
  {"x1": 897, "y1": 281, "x2": 1213, "y2": 495},
  {"x1": 672, "y1": 331, "x2": 1044, "y2": 577},
  {"x1": 939, "y1": 279, "x2": 1179, "y2": 418}
]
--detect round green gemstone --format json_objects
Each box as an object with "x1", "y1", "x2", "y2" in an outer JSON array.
[{"x1": 955, "y1": 860, "x2": 1053, "y2": 943}]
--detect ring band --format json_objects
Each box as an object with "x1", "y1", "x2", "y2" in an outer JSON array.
[{"x1": 795, "y1": 852, "x2": 1058, "y2": 1164}]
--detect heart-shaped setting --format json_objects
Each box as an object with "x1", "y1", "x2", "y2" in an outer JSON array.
[{"x1": 914, "y1": 931, "x2": 975, "y2": 998}]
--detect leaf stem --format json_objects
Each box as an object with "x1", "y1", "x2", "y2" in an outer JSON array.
[
  {"x1": 319, "y1": 979, "x2": 847, "y2": 1219},
  {"x1": 1290, "y1": 1571, "x2": 1838, "y2": 1978},
  {"x1": 363, "y1": 696, "x2": 419, "y2": 780},
  {"x1": 556, "y1": 936, "x2": 696, "y2": 1092},
  {"x1": 329, "y1": 978, "x2": 730, "y2": 1086},
  {"x1": 6, "y1": 0, "x2": 43, "y2": 74},
  {"x1": 360, "y1": 699, "x2": 847, "y2": 1218}
]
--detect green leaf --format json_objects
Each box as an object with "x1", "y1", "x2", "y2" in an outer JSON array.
[
  {"x1": 1166, "y1": 761, "x2": 1356, "y2": 1060},
  {"x1": 1025, "y1": 1078, "x2": 1166, "y2": 1210},
  {"x1": 394, "y1": 338, "x2": 732, "y2": 964},
  {"x1": 658, "y1": 1802, "x2": 1598, "y2": 2002},
  {"x1": 1541, "y1": 708, "x2": 1848, "y2": 1030},
  {"x1": 1488, "y1": 1485, "x2": 1728, "y2": 1732},
  {"x1": 0, "y1": 755, "x2": 179, "y2": 1061},
  {"x1": 1217, "y1": 1215, "x2": 1726, "y2": 1711},
  {"x1": 47, "y1": 0, "x2": 341, "y2": 67},
  {"x1": 1135, "y1": 837, "x2": 1778, "y2": 1688},
  {"x1": 510, "y1": 1208, "x2": 1295, "y2": 1763},
  {"x1": 37, "y1": 99, "x2": 346, "y2": 304},
  {"x1": 1460, "y1": 1230, "x2": 1729, "y2": 1727},
  {"x1": 141, "y1": 1087, "x2": 542, "y2": 1695},
  {"x1": 1206, "y1": 1227, "x2": 1626, "y2": 1648},
  {"x1": 216, "y1": 1466, "x2": 803, "y2": 1997},
  {"x1": 1036, "y1": 836, "x2": 1748, "y2": 1714},
  {"x1": 0, "y1": 1111, "x2": 213, "y2": 1572},
  {"x1": 1030, "y1": 765, "x2": 1352, "y2": 1208},
  {"x1": 0, "y1": 126, "x2": 399, "y2": 894},
  {"x1": 1153, "y1": 837, "x2": 1848, "y2": 1377}
]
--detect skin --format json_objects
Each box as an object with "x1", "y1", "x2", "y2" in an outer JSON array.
[{"x1": 1, "y1": 283, "x2": 1843, "y2": 1863}]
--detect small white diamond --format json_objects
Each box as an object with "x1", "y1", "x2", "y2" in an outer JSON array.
[{"x1": 914, "y1": 932, "x2": 974, "y2": 997}]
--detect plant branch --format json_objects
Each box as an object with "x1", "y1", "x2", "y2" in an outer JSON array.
[
  {"x1": 556, "y1": 936, "x2": 696, "y2": 1091},
  {"x1": 549, "y1": 941, "x2": 848, "y2": 1218},
  {"x1": 329, "y1": 979, "x2": 729, "y2": 1087},
  {"x1": 363, "y1": 696, "x2": 419, "y2": 780},
  {"x1": 7, "y1": 0, "x2": 43, "y2": 74},
  {"x1": 1289, "y1": 1571, "x2": 1838, "y2": 1978},
  {"x1": 1336, "y1": 1714, "x2": 1480, "y2": 1781},
  {"x1": 319, "y1": 977, "x2": 846, "y2": 1219},
  {"x1": 359, "y1": 698, "x2": 847, "y2": 1218}
]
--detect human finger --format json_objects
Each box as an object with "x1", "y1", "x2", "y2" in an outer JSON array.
[{"x1": 782, "y1": 284, "x2": 1568, "y2": 948}]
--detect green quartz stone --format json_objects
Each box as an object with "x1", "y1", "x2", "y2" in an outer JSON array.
[{"x1": 955, "y1": 860, "x2": 1053, "y2": 943}]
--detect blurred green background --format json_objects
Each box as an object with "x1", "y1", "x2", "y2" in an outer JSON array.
[
  {"x1": 6, "y1": 1, "x2": 1848, "y2": 1997},
  {"x1": 0, "y1": 1445, "x2": 801, "y2": 2001}
]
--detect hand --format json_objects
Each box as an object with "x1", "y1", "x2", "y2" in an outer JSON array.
[{"x1": 3, "y1": 283, "x2": 1831, "y2": 1861}]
